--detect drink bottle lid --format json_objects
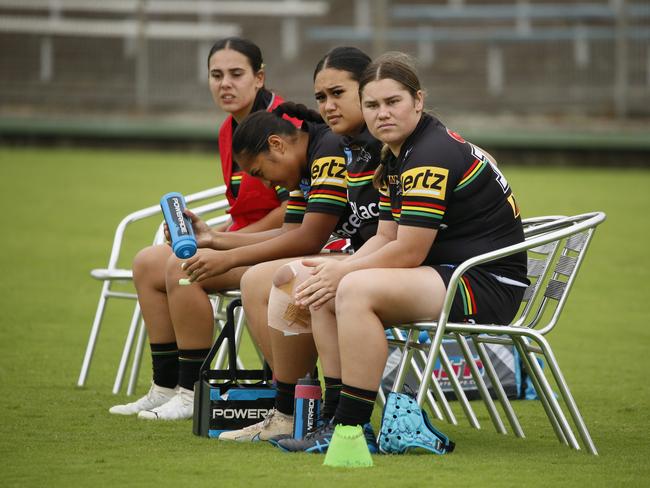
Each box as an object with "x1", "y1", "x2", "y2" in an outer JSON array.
[
  {"x1": 297, "y1": 373, "x2": 320, "y2": 386},
  {"x1": 174, "y1": 241, "x2": 197, "y2": 259}
]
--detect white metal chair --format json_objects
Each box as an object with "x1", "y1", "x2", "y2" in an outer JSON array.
[
  {"x1": 388, "y1": 212, "x2": 606, "y2": 455},
  {"x1": 381, "y1": 215, "x2": 567, "y2": 428},
  {"x1": 77, "y1": 185, "x2": 230, "y2": 391}
]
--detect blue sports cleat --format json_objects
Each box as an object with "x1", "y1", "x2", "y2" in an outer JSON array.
[
  {"x1": 379, "y1": 392, "x2": 455, "y2": 455},
  {"x1": 276, "y1": 420, "x2": 378, "y2": 454},
  {"x1": 267, "y1": 416, "x2": 328, "y2": 448}
]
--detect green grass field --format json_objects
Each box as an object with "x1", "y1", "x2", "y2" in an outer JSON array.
[{"x1": 0, "y1": 147, "x2": 648, "y2": 487}]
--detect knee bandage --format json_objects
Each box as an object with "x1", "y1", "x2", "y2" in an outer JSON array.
[{"x1": 268, "y1": 262, "x2": 313, "y2": 335}]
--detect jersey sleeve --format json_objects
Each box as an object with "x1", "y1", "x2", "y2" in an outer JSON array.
[
  {"x1": 398, "y1": 155, "x2": 458, "y2": 229},
  {"x1": 274, "y1": 185, "x2": 290, "y2": 203},
  {"x1": 305, "y1": 133, "x2": 349, "y2": 217},
  {"x1": 378, "y1": 184, "x2": 393, "y2": 221},
  {"x1": 283, "y1": 190, "x2": 307, "y2": 225}
]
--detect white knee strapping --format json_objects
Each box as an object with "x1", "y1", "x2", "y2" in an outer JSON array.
[{"x1": 268, "y1": 261, "x2": 312, "y2": 335}]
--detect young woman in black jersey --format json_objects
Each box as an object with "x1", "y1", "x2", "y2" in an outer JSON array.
[
  {"x1": 109, "y1": 37, "x2": 294, "y2": 421},
  {"x1": 283, "y1": 52, "x2": 528, "y2": 451},
  {"x1": 218, "y1": 47, "x2": 384, "y2": 443}
]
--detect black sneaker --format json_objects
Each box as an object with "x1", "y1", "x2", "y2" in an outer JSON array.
[{"x1": 276, "y1": 421, "x2": 378, "y2": 454}]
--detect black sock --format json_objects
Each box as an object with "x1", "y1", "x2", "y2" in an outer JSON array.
[
  {"x1": 322, "y1": 377, "x2": 343, "y2": 420},
  {"x1": 150, "y1": 342, "x2": 179, "y2": 389},
  {"x1": 334, "y1": 384, "x2": 378, "y2": 427},
  {"x1": 275, "y1": 381, "x2": 296, "y2": 416},
  {"x1": 178, "y1": 348, "x2": 210, "y2": 391}
]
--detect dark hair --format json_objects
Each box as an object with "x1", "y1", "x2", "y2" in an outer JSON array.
[
  {"x1": 232, "y1": 102, "x2": 322, "y2": 159},
  {"x1": 207, "y1": 37, "x2": 264, "y2": 72},
  {"x1": 313, "y1": 46, "x2": 372, "y2": 82},
  {"x1": 359, "y1": 52, "x2": 422, "y2": 189}
]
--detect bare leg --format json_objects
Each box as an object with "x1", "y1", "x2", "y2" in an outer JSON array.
[
  {"x1": 265, "y1": 255, "x2": 348, "y2": 383},
  {"x1": 240, "y1": 258, "x2": 299, "y2": 369},
  {"x1": 132, "y1": 244, "x2": 175, "y2": 343},
  {"x1": 335, "y1": 267, "x2": 447, "y2": 391},
  {"x1": 268, "y1": 328, "x2": 318, "y2": 384},
  {"x1": 310, "y1": 299, "x2": 341, "y2": 378},
  {"x1": 165, "y1": 249, "x2": 247, "y2": 349}
]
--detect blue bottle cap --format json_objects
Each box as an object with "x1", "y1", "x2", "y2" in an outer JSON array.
[{"x1": 174, "y1": 241, "x2": 197, "y2": 259}]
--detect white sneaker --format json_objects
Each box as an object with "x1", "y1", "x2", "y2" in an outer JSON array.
[
  {"x1": 137, "y1": 387, "x2": 194, "y2": 420},
  {"x1": 218, "y1": 408, "x2": 293, "y2": 442},
  {"x1": 109, "y1": 383, "x2": 177, "y2": 416}
]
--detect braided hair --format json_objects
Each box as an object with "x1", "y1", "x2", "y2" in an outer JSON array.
[
  {"x1": 359, "y1": 52, "x2": 422, "y2": 189},
  {"x1": 232, "y1": 102, "x2": 322, "y2": 159}
]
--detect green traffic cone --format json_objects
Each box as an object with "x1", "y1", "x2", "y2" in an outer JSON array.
[{"x1": 323, "y1": 424, "x2": 373, "y2": 468}]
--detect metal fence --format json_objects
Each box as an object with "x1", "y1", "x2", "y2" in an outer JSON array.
[{"x1": 0, "y1": 0, "x2": 648, "y2": 119}]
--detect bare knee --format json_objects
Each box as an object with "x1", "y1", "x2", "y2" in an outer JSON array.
[
  {"x1": 272, "y1": 261, "x2": 300, "y2": 288},
  {"x1": 335, "y1": 271, "x2": 373, "y2": 314},
  {"x1": 132, "y1": 244, "x2": 170, "y2": 288},
  {"x1": 164, "y1": 250, "x2": 184, "y2": 278},
  {"x1": 241, "y1": 260, "x2": 291, "y2": 304}
]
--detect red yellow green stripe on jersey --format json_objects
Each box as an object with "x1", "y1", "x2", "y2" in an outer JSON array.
[
  {"x1": 308, "y1": 188, "x2": 347, "y2": 207},
  {"x1": 454, "y1": 158, "x2": 487, "y2": 192},
  {"x1": 347, "y1": 170, "x2": 375, "y2": 187},
  {"x1": 400, "y1": 200, "x2": 445, "y2": 221},
  {"x1": 275, "y1": 185, "x2": 290, "y2": 201},
  {"x1": 458, "y1": 276, "x2": 477, "y2": 316},
  {"x1": 379, "y1": 195, "x2": 392, "y2": 217},
  {"x1": 285, "y1": 192, "x2": 307, "y2": 217}
]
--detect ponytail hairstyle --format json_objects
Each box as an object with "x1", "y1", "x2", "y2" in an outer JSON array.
[
  {"x1": 232, "y1": 102, "x2": 322, "y2": 160},
  {"x1": 313, "y1": 46, "x2": 372, "y2": 82},
  {"x1": 274, "y1": 101, "x2": 324, "y2": 124},
  {"x1": 359, "y1": 52, "x2": 422, "y2": 189}
]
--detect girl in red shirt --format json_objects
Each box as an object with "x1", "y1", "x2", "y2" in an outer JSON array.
[{"x1": 109, "y1": 37, "x2": 293, "y2": 420}]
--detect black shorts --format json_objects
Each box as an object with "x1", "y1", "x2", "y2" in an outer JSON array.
[{"x1": 432, "y1": 265, "x2": 525, "y2": 325}]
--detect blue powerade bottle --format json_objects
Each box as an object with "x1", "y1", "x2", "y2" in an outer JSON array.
[{"x1": 160, "y1": 192, "x2": 197, "y2": 259}]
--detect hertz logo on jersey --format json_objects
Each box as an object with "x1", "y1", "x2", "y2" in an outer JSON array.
[
  {"x1": 401, "y1": 166, "x2": 449, "y2": 200},
  {"x1": 310, "y1": 156, "x2": 346, "y2": 184}
]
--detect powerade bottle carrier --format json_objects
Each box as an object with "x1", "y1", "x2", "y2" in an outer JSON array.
[{"x1": 160, "y1": 192, "x2": 198, "y2": 259}]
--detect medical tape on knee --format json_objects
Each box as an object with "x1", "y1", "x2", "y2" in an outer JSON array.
[{"x1": 268, "y1": 262, "x2": 312, "y2": 334}]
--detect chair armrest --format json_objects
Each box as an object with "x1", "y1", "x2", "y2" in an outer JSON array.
[
  {"x1": 437, "y1": 212, "x2": 606, "y2": 330},
  {"x1": 96, "y1": 185, "x2": 227, "y2": 274}
]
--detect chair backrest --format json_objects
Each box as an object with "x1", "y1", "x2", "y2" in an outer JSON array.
[
  {"x1": 513, "y1": 223, "x2": 561, "y2": 327},
  {"x1": 514, "y1": 213, "x2": 605, "y2": 334}
]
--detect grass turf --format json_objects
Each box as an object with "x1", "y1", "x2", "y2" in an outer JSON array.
[{"x1": 0, "y1": 147, "x2": 648, "y2": 487}]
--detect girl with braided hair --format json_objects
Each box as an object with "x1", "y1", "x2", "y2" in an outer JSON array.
[
  {"x1": 219, "y1": 47, "x2": 383, "y2": 443},
  {"x1": 108, "y1": 36, "x2": 302, "y2": 422}
]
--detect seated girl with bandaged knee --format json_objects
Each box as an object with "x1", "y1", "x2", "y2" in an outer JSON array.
[{"x1": 273, "y1": 52, "x2": 528, "y2": 453}]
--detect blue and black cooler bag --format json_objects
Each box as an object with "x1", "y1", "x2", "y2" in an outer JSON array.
[{"x1": 193, "y1": 299, "x2": 276, "y2": 438}]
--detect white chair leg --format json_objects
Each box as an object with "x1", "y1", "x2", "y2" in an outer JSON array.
[
  {"x1": 112, "y1": 301, "x2": 142, "y2": 394},
  {"x1": 439, "y1": 346, "x2": 481, "y2": 429},
  {"x1": 126, "y1": 317, "x2": 148, "y2": 396},
  {"x1": 514, "y1": 337, "x2": 575, "y2": 448},
  {"x1": 473, "y1": 338, "x2": 525, "y2": 438},
  {"x1": 454, "y1": 333, "x2": 507, "y2": 434},
  {"x1": 77, "y1": 281, "x2": 111, "y2": 387},
  {"x1": 389, "y1": 328, "x2": 449, "y2": 423},
  {"x1": 535, "y1": 334, "x2": 598, "y2": 455}
]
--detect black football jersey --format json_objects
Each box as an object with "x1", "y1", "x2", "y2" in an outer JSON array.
[
  {"x1": 284, "y1": 122, "x2": 381, "y2": 251},
  {"x1": 379, "y1": 114, "x2": 527, "y2": 282}
]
